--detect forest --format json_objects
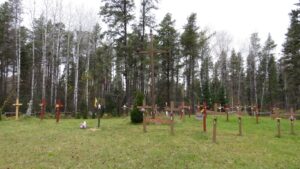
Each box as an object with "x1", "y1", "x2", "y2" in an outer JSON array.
[{"x1": 0, "y1": 0, "x2": 299, "y2": 116}]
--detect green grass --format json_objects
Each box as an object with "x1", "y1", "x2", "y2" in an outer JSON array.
[{"x1": 0, "y1": 115, "x2": 300, "y2": 169}]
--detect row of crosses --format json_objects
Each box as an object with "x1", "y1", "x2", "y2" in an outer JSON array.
[{"x1": 12, "y1": 99, "x2": 63, "y2": 121}]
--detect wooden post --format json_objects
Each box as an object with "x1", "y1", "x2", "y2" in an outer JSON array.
[
  {"x1": 13, "y1": 98, "x2": 22, "y2": 120},
  {"x1": 255, "y1": 106, "x2": 259, "y2": 124},
  {"x1": 97, "y1": 104, "x2": 101, "y2": 128},
  {"x1": 39, "y1": 99, "x2": 46, "y2": 120},
  {"x1": 290, "y1": 118, "x2": 295, "y2": 135},
  {"x1": 276, "y1": 118, "x2": 281, "y2": 138},
  {"x1": 138, "y1": 99, "x2": 151, "y2": 133},
  {"x1": 225, "y1": 105, "x2": 229, "y2": 122},
  {"x1": 212, "y1": 117, "x2": 217, "y2": 143},
  {"x1": 170, "y1": 101, "x2": 175, "y2": 135},
  {"x1": 180, "y1": 102, "x2": 185, "y2": 120},
  {"x1": 238, "y1": 116, "x2": 242, "y2": 136},
  {"x1": 203, "y1": 102, "x2": 207, "y2": 132},
  {"x1": 289, "y1": 108, "x2": 295, "y2": 135},
  {"x1": 55, "y1": 100, "x2": 63, "y2": 123},
  {"x1": 142, "y1": 99, "x2": 147, "y2": 132}
]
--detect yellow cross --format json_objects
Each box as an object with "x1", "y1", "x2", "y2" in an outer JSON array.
[{"x1": 13, "y1": 98, "x2": 22, "y2": 120}]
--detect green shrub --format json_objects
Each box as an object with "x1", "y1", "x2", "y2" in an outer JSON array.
[
  {"x1": 130, "y1": 107, "x2": 143, "y2": 123},
  {"x1": 130, "y1": 92, "x2": 144, "y2": 123}
]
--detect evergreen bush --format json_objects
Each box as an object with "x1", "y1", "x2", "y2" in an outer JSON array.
[{"x1": 130, "y1": 92, "x2": 144, "y2": 123}]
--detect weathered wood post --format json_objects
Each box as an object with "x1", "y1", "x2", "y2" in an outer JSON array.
[
  {"x1": 255, "y1": 106, "x2": 259, "y2": 124},
  {"x1": 238, "y1": 116, "x2": 242, "y2": 136},
  {"x1": 289, "y1": 108, "x2": 295, "y2": 135},
  {"x1": 170, "y1": 101, "x2": 175, "y2": 135},
  {"x1": 13, "y1": 98, "x2": 22, "y2": 120},
  {"x1": 225, "y1": 105, "x2": 229, "y2": 122},
  {"x1": 39, "y1": 99, "x2": 46, "y2": 120},
  {"x1": 212, "y1": 117, "x2": 217, "y2": 143},
  {"x1": 142, "y1": 100, "x2": 147, "y2": 133},
  {"x1": 276, "y1": 118, "x2": 281, "y2": 138},
  {"x1": 203, "y1": 102, "x2": 207, "y2": 132},
  {"x1": 97, "y1": 104, "x2": 101, "y2": 128},
  {"x1": 55, "y1": 100, "x2": 63, "y2": 123},
  {"x1": 290, "y1": 117, "x2": 295, "y2": 135}
]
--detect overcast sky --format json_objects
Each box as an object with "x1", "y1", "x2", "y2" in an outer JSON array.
[{"x1": 1, "y1": 0, "x2": 299, "y2": 56}]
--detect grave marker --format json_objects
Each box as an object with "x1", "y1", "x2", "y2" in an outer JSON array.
[
  {"x1": 55, "y1": 100, "x2": 63, "y2": 123},
  {"x1": 255, "y1": 106, "x2": 259, "y2": 124},
  {"x1": 276, "y1": 118, "x2": 281, "y2": 138},
  {"x1": 138, "y1": 100, "x2": 151, "y2": 133},
  {"x1": 137, "y1": 30, "x2": 169, "y2": 119},
  {"x1": 290, "y1": 108, "x2": 295, "y2": 135},
  {"x1": 179, "y1": 102, "x2": 190, "y2": 120},
  {"x1": 170, "y1": 101, "x2": 175, "y2": 135},
  {"x1": 13, "y1": 98, "x2": 22, "y2": 120},
  {"x1": 39, "y1": 99, "x2": 46, "y2": 120},
  {"x1": 225, "y1": 105, "x2": 229, "y2": 121},
  {"x1": 212, "y1": 117, "x2": 217, "y2": 143},
  {"x1": 238, "y1": 116, "x2": 242, "y2": 136}
]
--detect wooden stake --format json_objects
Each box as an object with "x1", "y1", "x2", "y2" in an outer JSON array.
[
  {"x1": 225, "y1": 105, "x2": 229, "y2": 122},
  {"x1": 39, "y1": 99, "x2": 46, "y2": 120},
  {"x1": 238, "y1": 116, "x2": 242, "y2": 136},
  {"x1": 212, "y1": 117, "x2": 217, "y2": 143},
  {"x1": 143, "y1": 111, "x2": 147, "y2": 133},
  {"x1": 55, "y1": 100, "x2": 63, "y2": 123},
  {"x1": 203, "y1": 102, "x2": 207, "y2": 132},
  {"x1": 255, "y1": 107, "x2": 259, "y2": 124},
  {"x1": 13, "y1": 98, "x2": 22, "y2": 120},
  {"x1": 276, "y1": 118, "x2": 281, "y2": 138},
  {"x1": 290, "y1": 118, "x2": 295, "y2": 135},
  {"x1": 170, "y1": 101, "x2": 175, "y2": 135}
]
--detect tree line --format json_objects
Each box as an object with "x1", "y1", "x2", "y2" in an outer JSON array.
[{"x1": 0, "y1": 0, "x2": 299, "y2": 116}]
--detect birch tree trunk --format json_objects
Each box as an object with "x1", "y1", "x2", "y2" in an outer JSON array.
[
  {"x1": 27, "y1": 0, "x2": 36, "y2": 116},
  {"x1": 64, "y1": 31, "x2": 70, "y2": 113},
  {"x1": 74, "y1": 31, "x2": 81, "y2": 114},
  {"x1": 85, "y1": 34, "x2": 91, "y2": 111},
  {"x1": 42, "y1": 0, "x2": 49, "y2": 103}
]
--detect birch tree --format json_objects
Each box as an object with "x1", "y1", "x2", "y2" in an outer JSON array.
[{"x1": 26, "y1": 0, "x2": 36, "y2": 115}]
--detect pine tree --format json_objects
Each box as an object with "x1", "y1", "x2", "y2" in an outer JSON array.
[
  {"x1": 246, "y1": 33, "x2": 261, "y2": 106},
  {"x1": 156, "y1": 13, "x2": 179, "y2": 104},
  {"x1": 282, "y1": 2, "x2": 300, "y2": 109},
  {"x1": 100, "y1": 0, "x2": 135, "y2": 105},
  {"x1": 181, "y1": 13, "x2": 200, "y2": 113}
]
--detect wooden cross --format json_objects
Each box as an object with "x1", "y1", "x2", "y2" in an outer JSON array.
[
  {"x1": 137, "y1": 99, "x2": 152, "y2": 133},
  {"x1": 271, "y1": 106, "x2": 280, "y2": 119},
  {"x1": 165, "y1": 101, "x2": 183, "y2": 135},
  {"x1": 137, "y1": 29, "x2": 169, "y2": 119},
  {"x1": 39, "y1": 99, "x2": 46, "y2": 120},
  {"x1": 13, "y1": 98, "x2": 22, "y2": 120},
  {"x1": 137, "y1": 100, "x2": 152, "y2": 114},
  {"x1": 217, "y1": 104, "x2": 224, "y2": 113},
  {"x1": 164, "y1": 101, "x2": 181, "y2": 119},
  {"x1": 55, "y1": 100, "x2": 63, "y2": 123},
  {"x1": 236, "y1": 105, "x2": 242, "y2": 115},
  {"x1": 179, "y1": 102, "x2": 190, "y2": 119}
]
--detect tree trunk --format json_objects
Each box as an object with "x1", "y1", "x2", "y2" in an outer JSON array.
[
  {"x1": 74, "y1": 32, "x2": 80, "y2": 114},
  {"x1": 64, "y1": 32, "x2": 70, "y2": 113},
  {"x1": 86, "y1": 34, "x2": 91, "y2": 112}
]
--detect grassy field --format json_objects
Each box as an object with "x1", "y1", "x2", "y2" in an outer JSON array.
[{"x1": 0, "y1": 115, "x2": 300, "y2": 169}]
